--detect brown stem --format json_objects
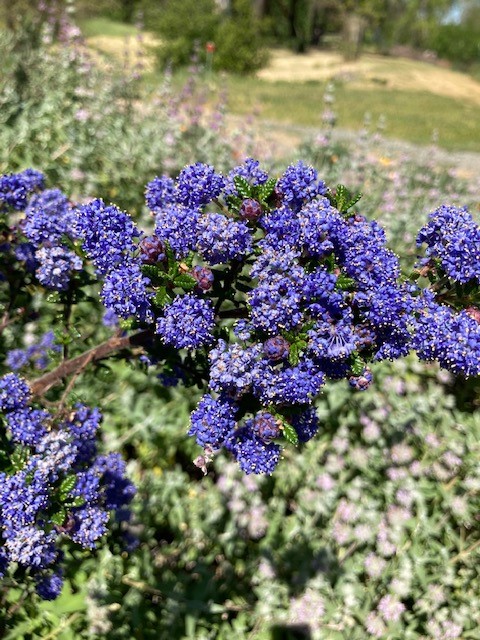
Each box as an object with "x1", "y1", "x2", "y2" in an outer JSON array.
[{"x1": 30, "y1": 330, "x2": 152, "y2": 397}]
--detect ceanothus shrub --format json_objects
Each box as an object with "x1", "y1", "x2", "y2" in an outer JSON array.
[{"x1": 0, "y1": 161, "x2": 479, "y2": 600}]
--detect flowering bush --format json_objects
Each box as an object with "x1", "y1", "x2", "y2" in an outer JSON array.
[{"x1": 0, "y1": 159, "x2": 479, "y2": 636}]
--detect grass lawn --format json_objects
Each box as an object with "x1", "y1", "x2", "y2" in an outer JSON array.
[
  {"x1": 79, "y1": 18, "x2": 480, "y2": 153},
  {"x1": 220, "y1": 76, "x2": 480, "y2": 152},
  {"x1": 78, "y1": 17, "x2": 139, "y2": 38}
]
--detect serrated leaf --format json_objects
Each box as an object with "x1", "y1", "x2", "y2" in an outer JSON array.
[
  {"x1": 173, "y1": 274, "x2": 197, "y2": 290},
  {"x1": 336, "y1": 275, "x2": 356, "y2": 290},
  {"x1": 257, "y1": 177, "x2": 277, "y2": 202},
  {"x1": 59, "y1": 474, "x2": 77, "y2": 501},
  {"x1": 11, "y1": 447, "x2": 28, "y2": 472},
  {"x1": 282, "y1": 422, "x2": 299, "y2": 446},
  {"x1": 288, "y1": 342, "x2": 301, "y2": 366},
  {"x1": 154, "y1": 286, "x2": 169, "y2": 307},
  {"x1": 66, "y1": 495, "x2": 85, "y2": 508},
  {"x1": 50, "y1": 509, "x2": 66, "y2": 526},
  {"x1": 350, "y1": 352, "x2": 365, "y2": 376},
  {"x1": 233, "y1": 175, "x2": 253, "y2": 199}
]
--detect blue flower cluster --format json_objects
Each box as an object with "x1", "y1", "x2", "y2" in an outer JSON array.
[
  {"x1": 0, "y1": 169, "x2": 44, "y2": 211},
  {"x1": 417, "y1": 205, "x2": 480, "y2": 284},
  {"x1": 0, "y1": 374, "x2": 135, "y2": 599},
  {"x1": 2, "y1": 163, "x2": 479, "y2": 479},
  {"x1": 7, "y1": 331, "x2": 61, "y2": 372}
]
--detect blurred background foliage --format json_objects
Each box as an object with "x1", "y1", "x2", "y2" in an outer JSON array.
[{"x1": 0, "y1": 0, "x2": 480, "y2": 638}]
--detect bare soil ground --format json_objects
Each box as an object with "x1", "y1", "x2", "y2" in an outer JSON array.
[{"x1": 258, "y1": 49, "x2": 480, "y2": 108}]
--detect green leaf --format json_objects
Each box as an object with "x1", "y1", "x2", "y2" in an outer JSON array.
[
  {"x1": 336, "y1": 275, "x2": 356, "y2": 290},
  {"x1": 282, "y1": 423, "x2": 299, "y2": 446},
  {"x1": 173, "y1": 274, "x2": 197, "y2": 290},
  {"x1": 11, "y1": 447, "x2": 28, "y2": 472},
  {"x1": 350, "y1": 352, "x2": 365, "y2": 376},
  {"x1": 154, "y1": 286, "x2": 169, "y2": 307},
  {"x1": 257, "y1": 177, "x2": 277, "y2": 202},
  {"x1": 66, "y1": 495, "x2": 85, "y2": 508},
  {"x1": 233, "y1": 175, "x2": 253, "y2": 199},
  {"x1": 50, "y1": 509, "x2": 66, "y2": 526},
  {"x1": 59, "y1": 475, "x2": 77, "y2": 501},
  {"x1": 288, "y1": 342, "x2": 301, "y2": 366},
  {"x1": 331, "y1": 184, "x2": 363, "y2": 214}
]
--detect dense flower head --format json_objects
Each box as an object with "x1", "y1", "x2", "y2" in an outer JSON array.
[
  {"x1": 191, "y1": 265, "x2": 214, "y2": 291},
  {"x1": 276, "y1": 161, "x2": 327, "y2": 212},
  {"x1": 412, "y1": 292, "x2": 480, "y2": 377},
  {"x1": 209, "y1": 340, "x2": 263, "y2": 398},
  {"x1": 155, "y1": 204, "x2": 199, "y2": 258},
  {"x1": 225, "y1": 424, "x2": 281, "y2": 475},
  {"x1": 417, "y1": 205, "x2": 480, "y2": 284},
  {"x1": 101, "y1": 262, "x2": 154, "y2": 323},
  {"x1": 145, "y1": 175, "x2": 176, "y2": 211},
  {"x1": 6, "y1": 407, "x2": 49, "y2": 446},
  {"x1": 0, "y1": 394, "x2": 135, "y2": 598},
  {"x1": 189, "y1": 393, "x2": 237, "y2": 450},
  {"x1": 36, "y1": 245, "x2": 83, "y2": 290},
  {"x1": 74, "y1": 199, "x2": 140, "y2": 275},
  {"x1": 224, "y1": 157, "x2": 269, "y2": 197},
  {"x1": 263, "y1": 336, "x2": 290, "y2": 362},
  {"x1": 252, "y1": 412, "x2": 281, "y2": 443},
  {"x1": 23, "y1": 189, "x2": 73, "y2": 246},
  {"x1": 175, "y1": 163, "x2": 225, "y2": 208},
  {"x1": 0, "y1": 169, "x2": 44, "y2": 211},
  {"x1": 156, "y1": 294, "x2": 215, "y2": 349},
  {"x1": 196, "y1": 213, "x2": 252, "y2": 264},
  {"x1": 0, "y1": 373, "x2": 30, "y2": 413},
  {"x1": 290, "y1": 407, "x2": 320, "y2": 443}
]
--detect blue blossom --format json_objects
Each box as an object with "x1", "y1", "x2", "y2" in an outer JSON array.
[
  {"x1": 36, "y1": 245, "x2": 82, "y2": 291},
  {"x1": 412, "y1": 293, "x2": 480, "y2": 377},
  {"x1": 308, "y1": 316, "x2": 358, "y2": 361},
  {"x1": 196, "y1": 213, "x2": 252, "y2": 265},
  {"x1": 6, "y1": 407, "x2": 49, "y2": 446},
  {"x1": 74, "y1": 199, "x2": 139, "y2": 276},
  {"x1": 290, "y1": 407, "x2": 320, "y2": 443},
  {"x1": 189, "y1": 394, "x2": 237, "y2": 449},
  {"x1": 0, "y1": 373, "x2": 30, "y2": 412},
  {"x1": 417, "y1": 204, "x2": 480, "y2": 284},
  {"x1": 225, "y1": 425, "x2": 281, "y2": 475},
  {"x1": 276, "y1": 161, "x2": 327, "y2": 212},
  {"x1": 209, "y1": 340, "x2": 263, "y2": 397},
  {"x1": 349, "y1": 367, "x2": 373, "y2": 391},
  {"x1": 176, "y1": 163, "x2": 225, "y2": 208},
  {"x1": 5, "y1": 526, "x2": 57, "y2": 568},
  {"x1": 145, "y1": 175, "x2": 176, "y2": 211},
  {"x1": 71, "y1": 507, "x2": 109, "y2": 549},
  {"x1": 0, "y1": 169, "x2": 44, "y2": 211},
  {"x1": 15, "y1": 242, "x2": 38, "y2": 271},
  {"x1": 252, "y1": 359, "x2": 325, "y2": 406},
  {"x1": 101, "y1": 262, "x2": 154, "y2": 323},
  {"x1": 155, "y1": 204, "x2": 199, "y2": 258},
  {"x1": 23, "y1": 189, "x2": 73, "y2": 246},
  {"x1": 35, "y1": 571, "x2": 64, "y2": 600},
  {"x1": 249, "y1": 270, "x2": 304, "y2": 335},
  {"x1": 224, "y1": 157, "x2": 269, "y2": 196},
  {"x1": 156, "y1": 294, "x2": 215, "y2": 349}
]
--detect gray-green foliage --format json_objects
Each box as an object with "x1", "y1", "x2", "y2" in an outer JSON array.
[
  {"x1": 23, "y1": 356, "x2": 478, "y2": 639},
  {"x1": 0, "y1": 25, "x2": 239, "y2": 212}
]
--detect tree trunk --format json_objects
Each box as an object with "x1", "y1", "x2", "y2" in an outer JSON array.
[{"x1": 342, "y1": 11, "x2": 366, "y2": 60}]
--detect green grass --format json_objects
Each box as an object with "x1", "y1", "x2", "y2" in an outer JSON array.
[
  {"x1": 78, "y1": 17, "x2": 139, "y2": 39},
  {"x1": 220, "y1": 76, "x2": 480, "y2": 152}
]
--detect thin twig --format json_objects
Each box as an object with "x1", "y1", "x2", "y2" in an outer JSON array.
[{"x1": 30, "y1": 329, "x2": 152, "y2": 396}]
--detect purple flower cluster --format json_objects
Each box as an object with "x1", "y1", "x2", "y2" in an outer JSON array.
[
  {"x1": 7, "y1": 331, "x2": 61, "y2": 372},
  {"x1": 417, "y1": 205, "x2": 480, "y2": 284},
  {"x1": 2, "y1": 162, "x2": 479, "y2": 478},
  {"x1": 0, "y1": 169, "x2": 44, "y2": 211},
  {"x1": 0, "y1": 374, "x2": 135, "y2": 600}
]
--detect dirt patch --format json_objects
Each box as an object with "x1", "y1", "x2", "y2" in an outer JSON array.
[{"x1": 258, "y1": 49, "x2": 480, "y2": 107}]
